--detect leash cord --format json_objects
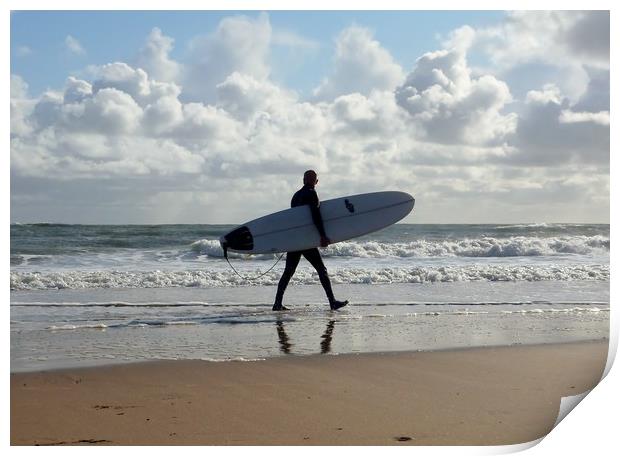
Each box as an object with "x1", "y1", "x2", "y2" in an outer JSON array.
[{"x1": 224, "y1": 248, "x2": 285, "y2": 281}]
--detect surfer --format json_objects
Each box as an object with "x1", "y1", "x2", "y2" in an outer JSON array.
[{"x1": 273, "y1": 170, "x2": 349, "y2": 311}]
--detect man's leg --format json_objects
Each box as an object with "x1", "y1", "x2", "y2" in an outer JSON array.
[
  {"x1": 273, "y1": 251, "x2": 302, "y2": 310},
  {"x1": 302, "y1": 249, "x2": 348, "y2": 310}
]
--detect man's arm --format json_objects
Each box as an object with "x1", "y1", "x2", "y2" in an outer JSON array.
[{"x1": 308, "y1": 190, "x2": 328, "y2": 239}]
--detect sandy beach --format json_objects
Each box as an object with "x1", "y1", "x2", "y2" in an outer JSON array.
[{"x1": 11, "y1": 340, "x2": 608, "y2": 446}]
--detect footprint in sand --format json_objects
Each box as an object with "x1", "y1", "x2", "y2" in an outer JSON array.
[{"x1": 395, "y1": 436, "x2": 413, "y2": 442}]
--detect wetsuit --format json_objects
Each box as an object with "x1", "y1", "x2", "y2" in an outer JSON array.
[{"x1": 273, "y1": 185, "x2": 335, "y2": 307}]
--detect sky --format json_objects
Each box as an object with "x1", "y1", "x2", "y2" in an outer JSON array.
[{"x1": 9, "y1": 10, "x2": 610, "y2": 224}]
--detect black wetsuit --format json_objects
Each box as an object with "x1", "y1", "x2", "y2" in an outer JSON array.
[
  {"x1": 273, "y1": 185, "x2": 335, "y2": 306},
  {"x1": 290, "y1": 185, "x2": 327, "y2": 237}
]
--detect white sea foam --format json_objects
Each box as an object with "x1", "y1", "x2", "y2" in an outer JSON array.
[
  {"x1": 322, "y1": 236, "x2": 609, "y2": 258},
  {"x1": 501, "y1": 307, "x2": 609, "y2": 315},
  {"x1": 190, "y1": 239, "x2": 277, "y2": 260},
  {"x1": 10, "y1": 263, "x2": 609, "y2": 290},
  {"x1": 187, "y1": 235, "x2": 609, "y2": 259},
  {"x1": 47, "y1": 323, "x2": 108, "y2": 330},
  {"x1": 496, "y1": 223, "x2": 551, "y2": 229},
  {"x1": 199, "y1": 357, "x2": 266, "y2": 362}
]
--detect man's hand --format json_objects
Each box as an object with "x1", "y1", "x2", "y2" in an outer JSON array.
[{"x1": 320, "y1": 236, "x2": 331, "y2": 248}]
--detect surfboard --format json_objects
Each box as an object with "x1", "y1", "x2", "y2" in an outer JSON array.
[{"x1": 220, "y1": 191, "x2": 415, "y2": 255}]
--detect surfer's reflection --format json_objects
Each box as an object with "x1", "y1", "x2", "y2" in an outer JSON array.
[
  {"x1": 275, "y1": 319, "x2": 292, "y2": 354},
  {"x1": 320, "y1": 320, "x2": 335, "y2": 354},
  {"x1": 274, "y1": 319, "x2": 336, "y2": 355}
]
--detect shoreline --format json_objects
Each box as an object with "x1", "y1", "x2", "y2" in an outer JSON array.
[
  {"x1": 11, "y1": 340, "x2": 608, "y2": 445},
  {"x1": 10, "y1": 337, "x2": 609, "y2": 374}
]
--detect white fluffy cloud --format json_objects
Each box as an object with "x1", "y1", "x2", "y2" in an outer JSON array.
[
  {"x1": 11, "y1": 74, "x2": 29, "y2": 99},
  {"x1": 396, "y1": 30, "x2": 516, "y2": 146},
  {"x1": 12, "y1": 64, "x2": 206, "y2": 179},
  {"x1": 10, "y1": 75, "x2": 36, "y2": 137},
  {"x1": 143, "y1": 94, "x2": 184, "y2": 135},
  {"x1": 473, "y1": 11, "x2": 609, "y2": 102},
  {"x1": 65, "y1": 35, "x2": 86, "y2": 55},
  {"x1": 215, "y1": 72, "x2": 297, "y2": 121},
  {"x1": 135, "y1": 28, "x2": 181, "y2": 83},
  {"x1": 182, "y1": 13, "x2": 272, "y2": 103},
  {"x1": 313, "y1": 26, "x2": 405, "y2": 100},
  {"x1": 329, "y1": 90, "x2": 408, "y2": 139},
  {"x1": 64, "y1": 76, "x2": 92, "y2": 103},
  {"x1": 476, "y1": 11, "x2": 609, "y2": 69},
  {"x1": 90, "y1": 62, "x2": 181, "y2": 106},
  {"x1": 559, "y1": 109, "x2": 609, "y2": 126}
]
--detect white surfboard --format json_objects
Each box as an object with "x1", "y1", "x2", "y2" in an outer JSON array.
[{"x1": 220, "y1": 191, "x2": 415, "y2": 255}]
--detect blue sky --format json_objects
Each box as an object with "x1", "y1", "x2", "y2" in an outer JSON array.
[
  {"x1": 10, "y1": 10, "x2": 609, "y2": 223},
  {"x1": 11, "y1": 10, "x2": 504, "y2": 98}
]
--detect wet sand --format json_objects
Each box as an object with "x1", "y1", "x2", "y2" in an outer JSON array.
[{"x1": 11, "y1": 340, "x2": 608, "y2": 446}]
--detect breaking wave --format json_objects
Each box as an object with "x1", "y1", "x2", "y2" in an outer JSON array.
[
  {"x1": 189, "y1": 235, "x2": 609, "y2": 259},
  {"x1": 10, "y1": 264, "x2": 609, "y2": 290}
]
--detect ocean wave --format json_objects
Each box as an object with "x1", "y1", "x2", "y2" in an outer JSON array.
[
  {"x1": 11, "y1": 255, "x2": 24, "y2": 265},
  {"x1": 188, "y1": 235, "x2": 609, "y2": 259},
  {"x1": 189, "y1": 239, "x2": 278, "y2": 260},
  {"x1": 320, "y1": 236, "x2": 609, "y2": 258},
  {"x1": 495, "y1": 223, "x2": 552, "y2": 229},
  {"x1": 11, "y1": 235, "x2": 609, "y2": 270},
  {"x1": 10, "y1": 264, "x2": 609, "y2": 290}
]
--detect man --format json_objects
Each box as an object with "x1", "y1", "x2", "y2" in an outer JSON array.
[{"x1": 273, "y1": 170, "x2": 349, "y2": 311}]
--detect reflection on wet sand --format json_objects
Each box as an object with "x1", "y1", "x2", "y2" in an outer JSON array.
[
  {"x1": 320, "y1": 320, "x2": 335, "y2": 354},
  {"x1": 275, "y1": 319, "x2": 336, "y2": 355},
  {"x1": 275, "y1": 319, "x2": 292, "y2": 354}
]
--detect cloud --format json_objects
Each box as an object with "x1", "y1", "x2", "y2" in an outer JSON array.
[
  {"x1": 215, "y1": 72, "x2": 297, "y2": 121},
  {"x1": 182, "y1": 13, "x2": 272, "y2": 103},
  {"x1": 329, "y1": 90, "x2": 407, "y2": 138},
  {"x1": 15, "y1": 45, "x2": 32, "y2": 57},
  {"x1": 11, "y1": 74, "x2": 29, "y2": 99},
  {"x1": 168, "y1": 102, "x2": 242, "y2": 153},
  {"x1": 143, "y1": 94, "x2": 184, "y2": 135},
  {"x1": 10, "y1": 75, "x2": 36, "y2": 137},
  {"x1": 562, "y1": 11, "x2": 609, "y2": 63},
  {"x1": 63, "y1": 76, "x2": 93, "y2": 104},
  {"x1": 65, "y1": 35, "x2": 86, "y2": 55},
  {"x1": 506, "y1": 84, "x2": 609, "y2": 166},
  {"x1": 11, "y1": 64, "x2": 206, "y2": 180},
  {"x1": 90, "y1": 62, "x2": 181, "y2": 106},
  {"x1": 477, "y1": 11, "x2": 609, "y2": 69},
  {"x1": 473, "y1": 11, "x2": 609, "y2": 102},
  {"x1": 313, "y1": 26, "x2": 405, "y2": 100},
  {"x1": 558, "y1": 109, "x2": 609, "y2": 126},
  {"x1": 272, "y1": 28, "x2": 320, "y2": 51},
  {"x1": 572, "y1": 66, "x2": 609, "y2": 112},
  {"x1": 395, "y1": 32, "x2": 516, "y2": 146},
  {"x1": 135, "y1": 27, "x2": 181, "y2": 83},
  {"x1": 79, "y1": 88, "x2": 144, "y2": 135}
]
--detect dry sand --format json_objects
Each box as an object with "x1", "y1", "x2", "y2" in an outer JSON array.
[{"x1": 11, "y1": 340, "x2": 608, "y2": 446}]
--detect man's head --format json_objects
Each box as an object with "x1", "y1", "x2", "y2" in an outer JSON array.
[{"x1": 303, "y1": 170, "x2": 318, "y2": 187}]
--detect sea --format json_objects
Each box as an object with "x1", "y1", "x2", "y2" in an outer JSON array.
[{"x1": 10, "y1": 223, "x2": 610, "y2": 372}]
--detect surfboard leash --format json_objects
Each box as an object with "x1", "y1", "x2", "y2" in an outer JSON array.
[{"x1": 223, "y1": 245, "x2": 285, "y2": 281}]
